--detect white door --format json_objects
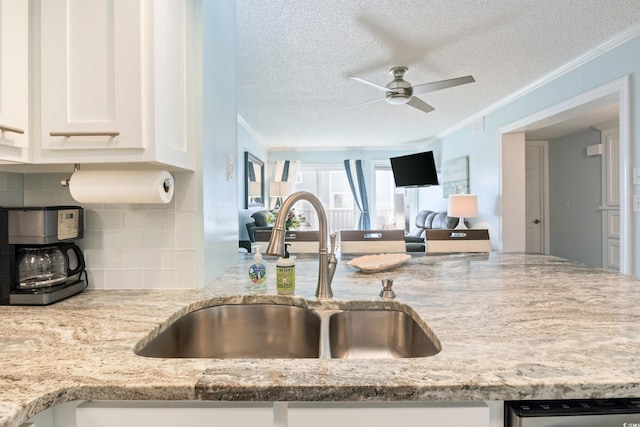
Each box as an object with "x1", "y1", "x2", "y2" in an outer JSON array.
[
  {"x1": 525, "y1": 141, "x2": 548, "y2": 253},
  {"x1": 600, "y1": 126, "x2": 620, "y2": 271}
]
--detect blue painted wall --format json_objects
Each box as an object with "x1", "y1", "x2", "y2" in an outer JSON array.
[{"x1": 425, "y1": 33, "x2": 639, "y2": 274}]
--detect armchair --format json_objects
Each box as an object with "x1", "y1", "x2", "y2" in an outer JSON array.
[
  {"x1": 405, "y1": 210, "x2": 463, "y2": 252},
  {"x1": 245, "y1": 210, "x2": 273, "y2": 247}
]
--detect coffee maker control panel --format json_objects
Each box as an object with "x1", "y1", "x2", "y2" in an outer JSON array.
[
  {"x1": 57, "y1": 209, "x2": 80, "y2": 240},
  {"x1": 7, "y1": 206, "x2": 84, "y2": 245}
]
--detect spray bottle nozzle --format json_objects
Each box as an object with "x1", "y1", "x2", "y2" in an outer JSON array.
[{"x1": 283, "y1": 243, "x2": 291, "y2": 258}]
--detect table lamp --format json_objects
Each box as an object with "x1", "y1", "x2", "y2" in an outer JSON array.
[
  {"x1": 447, "y1": 194, "x2": 478, "y2": 230},
  {"x1": 270, "y1": 181, "x2": 293, "y2": 210}
]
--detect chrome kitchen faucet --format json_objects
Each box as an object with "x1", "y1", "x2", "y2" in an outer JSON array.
[{"x1": 266, "y1": 191, "x2": 338, "y2": 299}]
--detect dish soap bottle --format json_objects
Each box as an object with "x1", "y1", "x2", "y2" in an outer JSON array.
[
  {"x1": 276, "y1": 243, "x2": 295, "y2": 295},
  {"x1": 248, "y1": 245, "x2": 267, "y2": 292}
]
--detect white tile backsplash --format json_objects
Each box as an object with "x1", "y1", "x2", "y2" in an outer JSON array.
[
  {"x1": 0, "y1": 171, "x2": 199, "y2": 289},
  {"x1": 105, "y1": 270, "x2": 145, "y2": 289}
]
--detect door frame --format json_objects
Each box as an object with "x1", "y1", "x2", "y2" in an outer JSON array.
[{"x1": 499, "y1": 76, "x2": 631, "y2": 274}]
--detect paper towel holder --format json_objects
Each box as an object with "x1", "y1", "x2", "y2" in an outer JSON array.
[
  {"x1": 60, "y1": 165, "x2": 174, "y2": 196},
  {"x1": 61, "y1": 164, "x2": 81, "y2": 187}
]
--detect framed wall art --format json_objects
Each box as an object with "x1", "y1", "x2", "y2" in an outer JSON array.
[{"x1": 442, "y1": 156, "x2": 469, "y2": 197}]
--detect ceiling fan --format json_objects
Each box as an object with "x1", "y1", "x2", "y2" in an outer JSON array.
[{"x1": 349, "y1": 67, "x2": 475, "y2": 114}]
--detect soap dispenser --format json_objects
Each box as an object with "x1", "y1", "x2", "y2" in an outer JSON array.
[
  {"x1": 248, "y1": 245, "x2": 267, "y2": 292},
  {"x1": 276, "y1": 243, "x2": 295, "y2": 295}
]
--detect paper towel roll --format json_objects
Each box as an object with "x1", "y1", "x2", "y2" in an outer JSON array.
[{"x1": 69, "y1": 170, "x2": 174, "y2": 204}]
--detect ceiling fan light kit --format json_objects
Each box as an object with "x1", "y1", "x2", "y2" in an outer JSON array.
[{"x1": 349, "y1": 66, "x2": 475, "y2": 114}]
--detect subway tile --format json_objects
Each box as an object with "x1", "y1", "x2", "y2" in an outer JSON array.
[
  {"x1": 175, "y1": 211, "x2": 196, "y2": 249},
  {"x1": 144, "y1": 269, "x2": 177, "y2": 289},
  {"x1": 123, "y1": 250, "x2": 162, "y2": 269},
  {"x1": 85, "y1": 210, "x2": 123, "y2": 230},
  {"x1": 5, "y1": 171, "x2": 203, "y2": 290},
  {"x1": 143, "y1": 229, "x2": 174, "y2": 249},
  {"x1": 6, "y1": 173, "x2": 23, "y2": 191},
  {"x1": 124, "y1": 209, "x2": 165, "y2": 230},
  {"x1": 0, "y1": 192, "x2": 24, "y2": 206},
  {"x1": 24, "y1": 190, "x2": 66, "y2": 206},
  {"x1": 85, "y1": 270, "x2": 105, "y2": 289},
  {"x1": 83, "y1": 249, "x2": 123, "y2": 269},
  {"x1": 174, "y1": 171, "x2": 196, "y2": 212},
  {"x1": 161, "y1": 250, "x2": 176, "y2": 269},
  {"x1": 42, "y1": 173, "x2": 69, "y2": 190},
  {"x1": 104, "y1": 230, "x2": 144, "y2": 249},
  {"x1": 162, "y1": 210, "x2": 176, "y2": 230},
  {"x1": 78, "y1": 230, "x2": 103, "y2": 250},
  {"x1": 23, "y1": 174, "x2": 43, "y2": 190},
  {"x1": 104, "y1": 270, "x2": 144, "y2": 289},
  {"x1": 175, "y1": 250, "x2": 197, "y2": 287}
]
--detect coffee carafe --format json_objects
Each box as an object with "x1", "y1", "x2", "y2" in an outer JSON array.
[{"x1": 16, "y1": 244, "x2": 85, "y2": 289}]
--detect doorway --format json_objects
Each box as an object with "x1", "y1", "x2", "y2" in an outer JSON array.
[{"x1": 499, "y1": 76, "x2": 630, "y2": 274}]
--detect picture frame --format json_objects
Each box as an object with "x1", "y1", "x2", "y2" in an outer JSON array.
[{"x1": 442, "y1": 156, "x2": 469, "y2": 197}]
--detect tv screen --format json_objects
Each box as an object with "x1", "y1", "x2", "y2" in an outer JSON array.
[{"x1": 390, "y1": 151, "x2": 439, "y2": 187}]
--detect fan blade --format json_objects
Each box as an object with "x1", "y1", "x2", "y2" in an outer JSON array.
[
  {"x1": 411, "y1": 75, "x2": 475, "y2": 95},
  {"x1": 406, "y1": 96, "x2": 435, "y2": 114},
  {"x1": 344, "y1": 97, "x2": 386, "y2": 110},
  {"x1": 349, "y1": 76, "x2": 395, "y2": 93}
]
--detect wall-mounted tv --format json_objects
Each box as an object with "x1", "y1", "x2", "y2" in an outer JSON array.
[{"x1": 390, "y1": 151, "x2": 439, "y2": 187}]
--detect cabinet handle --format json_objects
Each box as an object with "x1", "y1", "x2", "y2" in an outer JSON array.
[
  {"x1": 50, "y1": 131, "x2": 120, "y2": 137},
  {"x1": 0, "y1": 124, "x2": 25, "y2": 135}
]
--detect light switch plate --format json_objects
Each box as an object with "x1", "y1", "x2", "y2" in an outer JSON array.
[
  {"x1": 633, "y1": 168, "x2": 640, "y2": 185},
  {"x1": 634, "y1": 195, "x2": 640, "y2": 213},
  {"x1": 226, "y1": 154, "x2": 233, "y2": 182}
]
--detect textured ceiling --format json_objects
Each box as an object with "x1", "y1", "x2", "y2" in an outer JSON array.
[{"x1": 237, "y1": 1, "x2": 640, "y2": 150}]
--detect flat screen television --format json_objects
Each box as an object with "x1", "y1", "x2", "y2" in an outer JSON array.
[{"x1": 390, "y1": 151, "x2": 439, "y2": 187}]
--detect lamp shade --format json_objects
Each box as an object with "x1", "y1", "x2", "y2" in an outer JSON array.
[
  {"x1": 270, "y1": 181, "x2": 293, "y2": 198},
  {"x1": 447, "y1": 194, "x2": 478, "y2": 218}
]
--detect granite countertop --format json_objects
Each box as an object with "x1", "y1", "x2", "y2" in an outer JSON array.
[{"x1": 3, "y1": 252, "x2": 640, "y2": 426}]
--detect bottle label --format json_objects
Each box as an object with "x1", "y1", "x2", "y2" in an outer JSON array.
[
  {"x1": 249, "y1": 264, "x2": 267, "y2": 284},
  {"x1": 276, "y1": 266, "x2": 295, "y2": 294}
]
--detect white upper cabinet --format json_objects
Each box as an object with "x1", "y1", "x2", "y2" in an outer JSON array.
[
  {"x1": 34, "y1": 0, "x2": 193, "y2": 169},
  {"x1": 0, "y1": 0, "x2": 30, "y2": 163}
]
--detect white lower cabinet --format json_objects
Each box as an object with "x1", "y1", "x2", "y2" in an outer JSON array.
[
  {"x1": 287, "y1": 402, "x2": 490, "y2": 427},
  {"x1": 75, "y1": 401, "x2": 273, "y2": 427},
  {"x1": 23, "y1": 400, "x2": 492, "y2": 427}
]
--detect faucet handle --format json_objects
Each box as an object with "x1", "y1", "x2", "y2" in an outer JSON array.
[
  {"x1": 329, "y1": 233, "x2": 337, "y2": 255},
  {"x1": 380, "y1": 278, "x2": 396, "y2": 299}
]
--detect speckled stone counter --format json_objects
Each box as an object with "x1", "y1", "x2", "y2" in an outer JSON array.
[{"x1": 3, "y1": 252, "x2": 640, "y2": 427}]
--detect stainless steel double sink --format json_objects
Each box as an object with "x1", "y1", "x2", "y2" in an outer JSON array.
[{"x1": 135, "y1": 302, "x2": 441, "y2": 359}]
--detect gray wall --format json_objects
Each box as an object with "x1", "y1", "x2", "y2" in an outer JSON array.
[{"x1": 548, "y1": 129, "x2": 602, "y2": 267}]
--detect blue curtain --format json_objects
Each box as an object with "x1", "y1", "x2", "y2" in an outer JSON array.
[
  {"x1": 280, "y1": 160, "x2": 290, "y2": 181},
  {"x1": 344, "y1": 159, "x2": 371, "y2": 230}
]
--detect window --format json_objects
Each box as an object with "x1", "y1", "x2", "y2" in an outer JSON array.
[
  {"x1": 288, "y1": 161, "x2": 409, "y2": 234},
  {"x1": 372, "y1": 162, "x2": 406, "y2": 230},
  {"x1": 291, "y1": 163, "x2": 357, "y2": 233}
]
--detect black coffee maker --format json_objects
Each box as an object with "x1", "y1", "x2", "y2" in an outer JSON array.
[{"x1": 0, "y1": 206, "x2": 86, "y2": 305}]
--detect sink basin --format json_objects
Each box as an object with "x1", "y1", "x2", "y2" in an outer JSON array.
[
  {"x1": 136, "y1": 302, "x2": 440, "y2": 359},
  {"x1": 328, "y1": 310, "x2": 440, "y2": 359},
  {"x1": 136, "y1": 304, "x2": 321, "y2": 358}
]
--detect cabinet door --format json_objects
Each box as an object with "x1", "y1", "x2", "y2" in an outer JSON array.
[
  {"x1": 0, "y1": 0, "x2": 29, "y2": 162},
  {"x1": 288, "y1": 402, "x2": 490, "y2": 427},
  {"x1": 76, "y1": 402, "x2": 274, "y2": 427},
  {"x1": 39, "y1": 0, "x2": 144, "y2": 154}
]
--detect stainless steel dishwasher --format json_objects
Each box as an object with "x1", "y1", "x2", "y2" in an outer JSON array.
[{"x1": 505, "y1": 399, "x2": 640, "y2": 427}]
